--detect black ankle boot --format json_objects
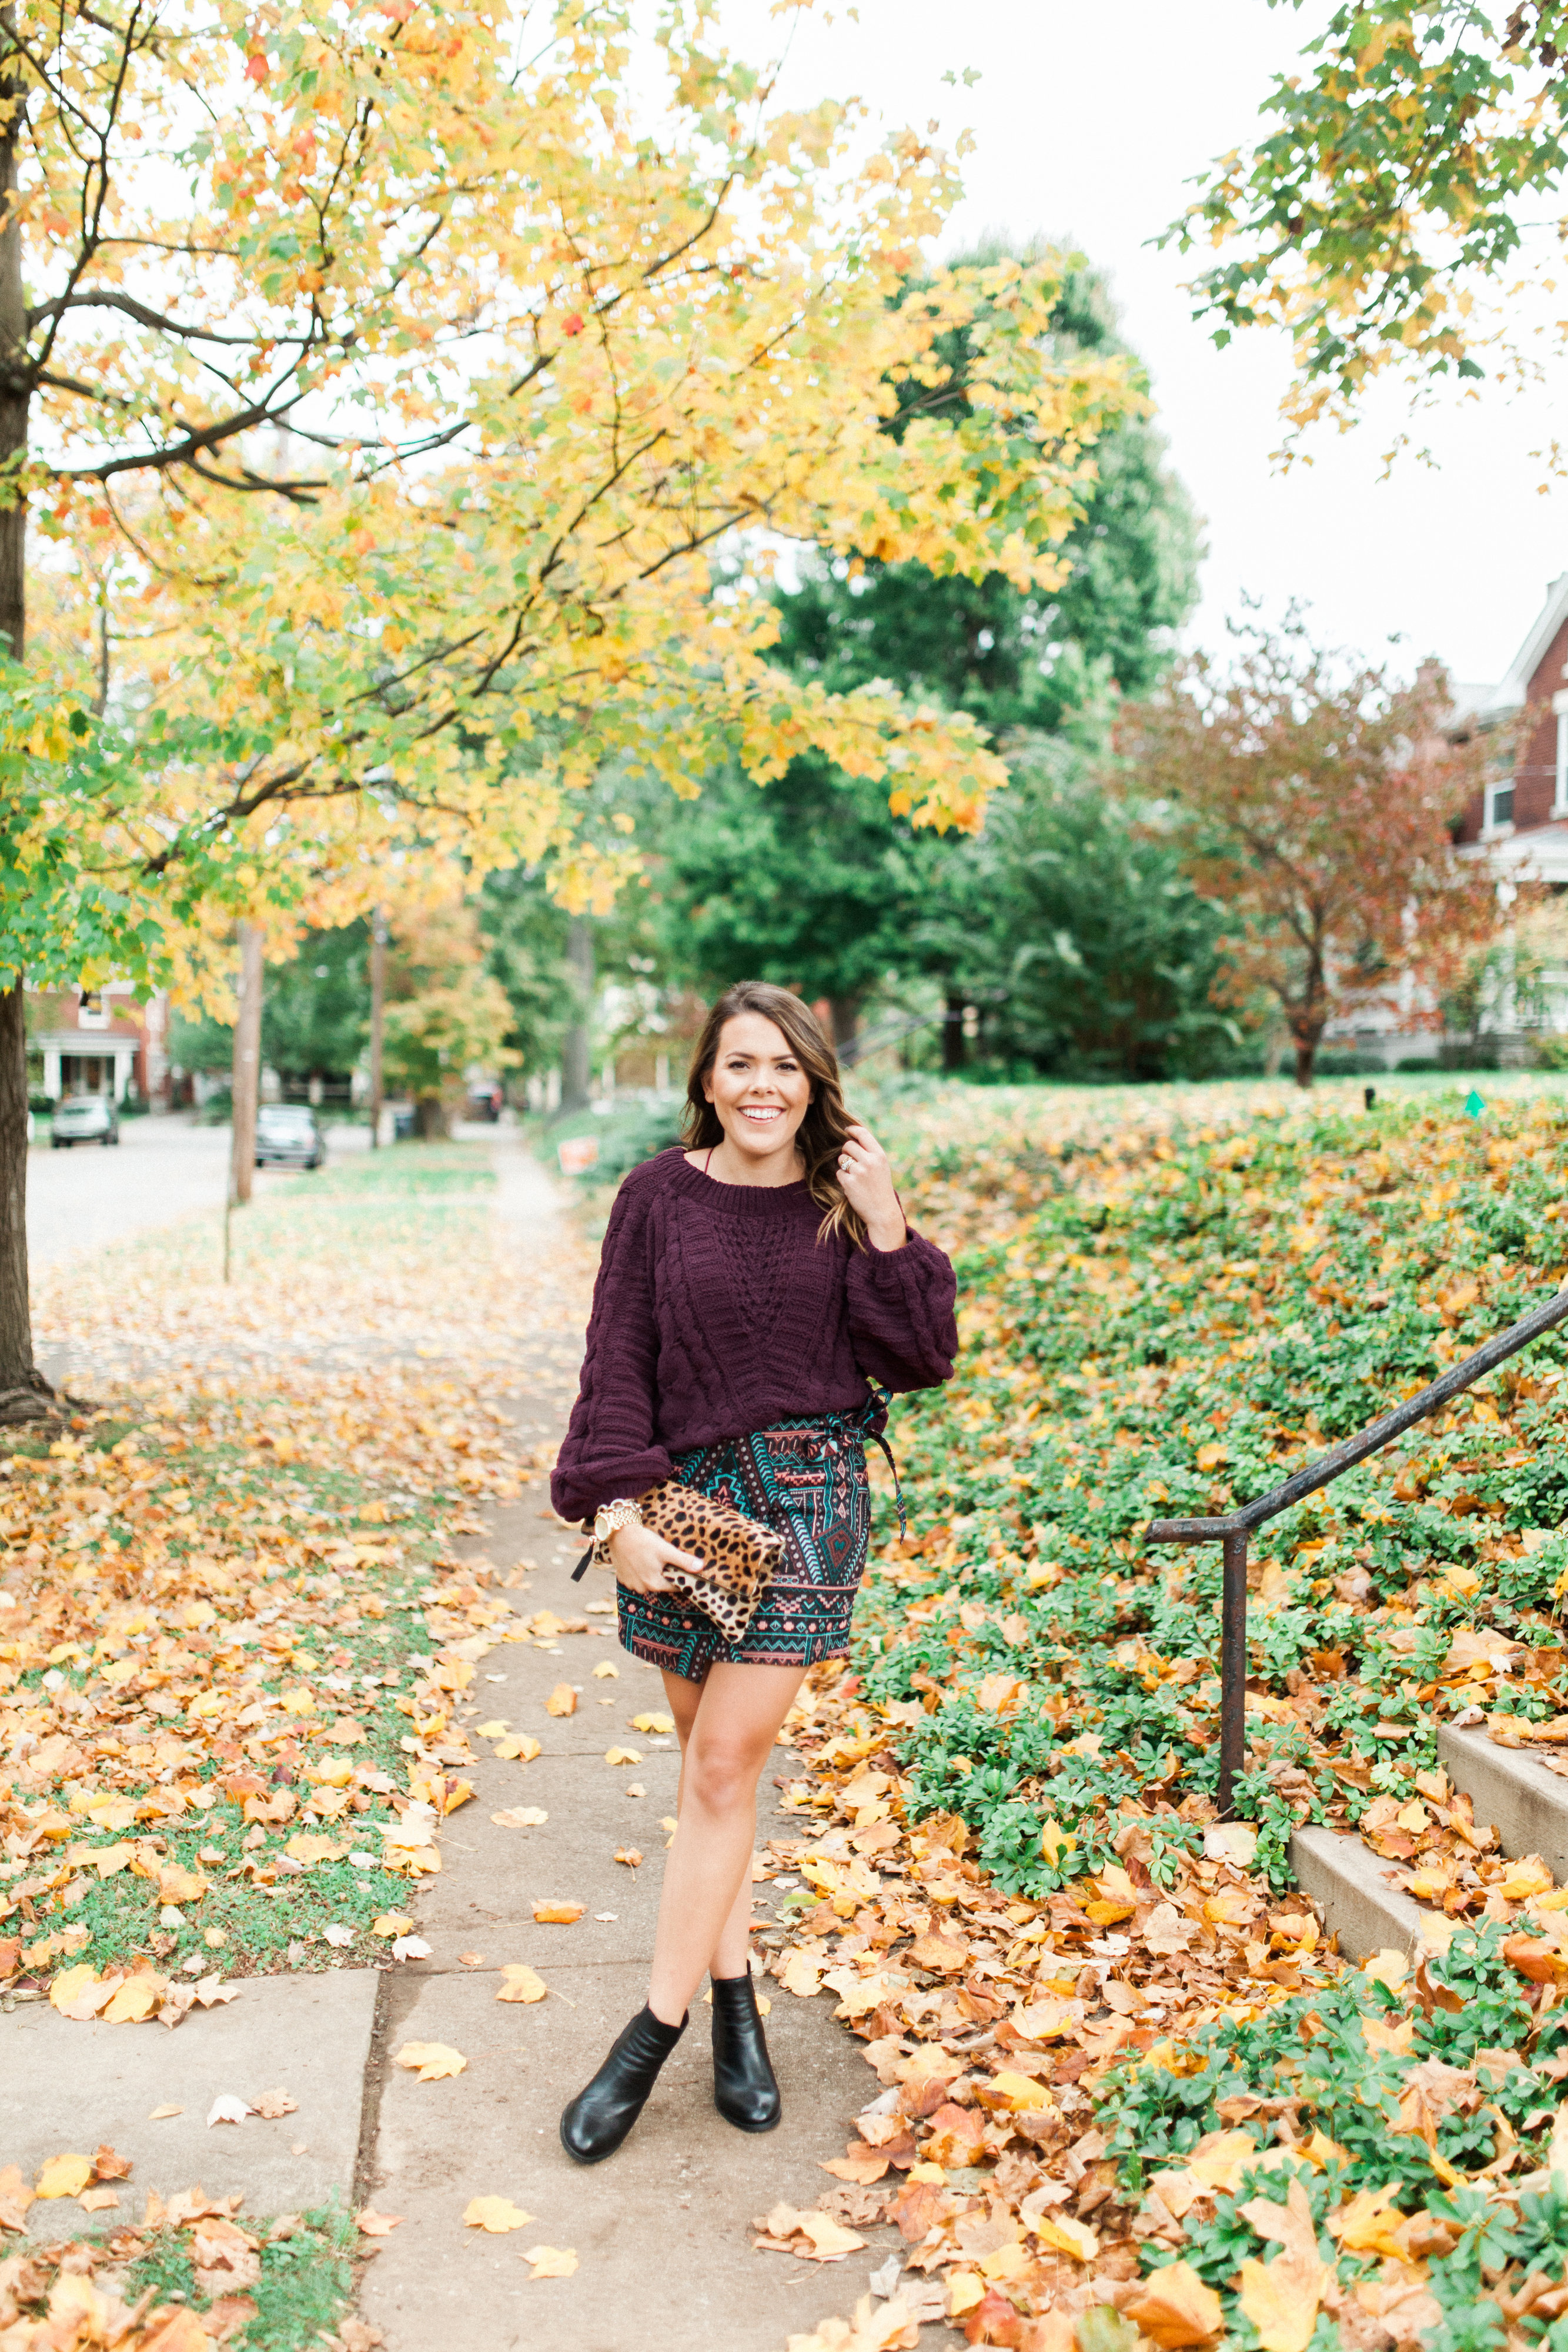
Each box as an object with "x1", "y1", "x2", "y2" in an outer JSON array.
[
  {"x1": 560, "y1": 2004, "x2": 687, "y2": 2166},
  {"x1": 711, "y1": 1970, "x2": 781, "y2": 2132}
]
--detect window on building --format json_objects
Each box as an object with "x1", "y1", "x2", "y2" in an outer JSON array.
[
  {"x1": 1489, "y1": 783, "x2": 1515, "y2": 827},
  {"x1": 77, "y1": 989, "x2": 106, "y2": 1030},
  {"x1": 1557, "y1": 709, "x2": 1568, "y2": 814}
]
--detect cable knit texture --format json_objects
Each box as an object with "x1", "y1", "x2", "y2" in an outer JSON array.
[{"x1": 551, "y1": 1148, "x2": 958, "y2": 1524}]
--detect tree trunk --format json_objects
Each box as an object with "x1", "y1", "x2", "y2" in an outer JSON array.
[
  {"x1": 229, "y1": 924, "x2": 264, "y2": 1205},
  {"x1": 0, "y1": 981, "x2": 48, "y2": 1419},
  {"x1": 367, "y1": 910, "x2": 386, "y2": 1148},
  {"x1": 561, "y1": 917, "x2": 593, "y2": 1110},
  {"x1": 1293, "y1": 1033, "x2": 1319, "y2": 1088},
  {"x1": 0, "y1": 17, "x2": 26, "y2": 673},
  {"x1": 829, "y1": 997, "x2": 861, "y2": 1062},
  {"x1": 0, "y1": 25, "x2": 44, "y2": 1419},
  {"x1": 942, "y1": 990, "x2": 967, "y2": 1073}
]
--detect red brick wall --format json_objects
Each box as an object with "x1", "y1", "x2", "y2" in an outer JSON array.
[
  {"x1": 1455, "y1": 618, "x2": 1568, "y2": 842},
  {"x1": 1516, "y1": 616, "x2": 1568, "y2": 827}
]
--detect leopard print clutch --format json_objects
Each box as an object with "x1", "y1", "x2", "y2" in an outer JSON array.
[{"x1": 579, "y1": 1480, "x2": 785, "y2": 1643}]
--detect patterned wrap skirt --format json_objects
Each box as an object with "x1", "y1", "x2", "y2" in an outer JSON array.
[{"x1": 616, "y1": 1401, "x2": 876, "y2": 1682}]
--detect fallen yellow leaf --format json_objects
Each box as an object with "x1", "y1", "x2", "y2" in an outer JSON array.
[
  {"x1": 523, "y1": 2245, "x2": 579, "y2": 2278},
  {"x1": 157, "y1": 1865, "x2": 208, "y2": 1905},
  {"x1": 49, "y1": 1965, "x2": 109, "y2": 2019},
  {"x1": 631, "y1": 1712, "x2": 674, "y2": 1734},
  {"x1": 35, "y1": 2154, "x2": 93, "y2": 2200},
  {"x1": 393, "y1": 2042, "x2": 467, "y2": 2082},
  {"x1": 1236, "y1": 2255, "x2": 1323, "y2": 2352},
  {"x1": 604, "y1": 1747, "x2": 642, "y2": 1766},
  {"x1": 1032, "y1": 2214, "x2": 1098, "y2": 2263},
  {"x1": 544, "y1": 1685, "x2": 577, "y2": 1718},
  {"x1": 591, "y1": 1662, "x2": 618, "y2": 1679},
  {"x1": 1125, "y1": 2260, "x2": 1225, "y2": 2348},
  {"x1": 356, "y1": 2209, "x2": 404, "y2": 2236},
  {"x1": 372, "y1": 1913, "x2": 415, "y2": 1938},
  {"x1": 532, "y1": 1900, "x2": 585, "y2": 1925},
  {"x1": 282, "y1": 1835, "x2": 344, "y2": 1869},
  {"x1": 85, "y1": 1842, "x2": 135, "y2": 1878},
  {"x1": 1332, "y1": 2183, "x2": 1412, "y2": 2263},
  {"x1": 1235, "y1": 2181, "x2": 1327, "y2": 2352},
  {"x1": 491, "y1": 1808, "x2": 549, "y2": 1829},
  {"x1": 1038, "y1": 1817, "x2": 1076, "y2": 1869},
  {"x1": 781, "y1": 1951, "x2": 821, "y2": 1999},
  {"x1": 102, "y1": 1973, "x2": 163, "y2": 2024},
  {"x1": 795, "y1": 2211, "x2": 865, "y2": 2259},
  {"x1": 496, "y1": 1965, "x2": 548, "y2": 2004},
  {"x1": 494, "y1": 1733, "x2": 542, "y2": 1761},
  {"x1": 1502, "y1": 1855, "x2": 1554, "y2": 1902},
  {"x1": 465, "y1": 2197, "x2": 535, "y2": 2233},
  {"x1": 985, "y1": 2072, "x2": 1049, "y2": 2110}
]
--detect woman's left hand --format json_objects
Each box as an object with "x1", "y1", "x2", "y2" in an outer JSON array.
[{"x1": 835, "y1": 1123, "x2": 906, "y2": 1250}]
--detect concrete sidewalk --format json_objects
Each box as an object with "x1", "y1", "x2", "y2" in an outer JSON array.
[
  {"x1": 1, "y1": 1970, "x2": 378, "y2": 2239},
  {"x1": 355, "y1": 1141, "x2": 903, "y2": 2350}
]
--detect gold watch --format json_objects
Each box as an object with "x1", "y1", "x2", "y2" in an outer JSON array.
[{"x1": 591, "y1": 1498, "x2": 643, "y2": 1567}]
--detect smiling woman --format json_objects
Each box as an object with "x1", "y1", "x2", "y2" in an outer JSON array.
[{"x1": 550, "y1": 980, "x2": 958, "y2": 2165}]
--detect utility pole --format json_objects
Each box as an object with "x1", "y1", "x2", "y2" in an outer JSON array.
[
  {"x1": 368, "y1": 908, "x2": 387, "y2": 1148},
  {"x1": 561, "y1": 917, "x2": 593, "y2": 1110},
  {"x1": 225, "y1": 925, "x2": 263, "y2": 1279}
]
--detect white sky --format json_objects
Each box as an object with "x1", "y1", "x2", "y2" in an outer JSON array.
[{"x1": 715, "y1": 0, "x2": 1568, "y2": 693}]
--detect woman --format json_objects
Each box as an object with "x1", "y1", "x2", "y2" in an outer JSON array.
[{"x1": 550, "y1": 981, "x2": 958, "y2": 2164}]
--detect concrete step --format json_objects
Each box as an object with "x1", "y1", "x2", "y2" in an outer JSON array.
[
  {"x1": 1289, "y1": 1721, "x2": 1568, "y2": 1964},
  {"x1": 1289, "y1": 1825, "x2": 1440, "y2": 1964},
  {"x1": 1436, "y1": 1720, "x2": 1568, "y2": 1882}
]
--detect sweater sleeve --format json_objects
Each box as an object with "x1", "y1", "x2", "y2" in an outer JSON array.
[
  {"x1": 550, "y1": 1174, "x2": 674, "y2": 1524},
  {"x1": 845, "y1": 1227, "x2": 958, "y2": 1393}
]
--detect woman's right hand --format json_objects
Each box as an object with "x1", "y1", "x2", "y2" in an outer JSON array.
[{"x1": 606, "y1": 1521, "x2": 704, "y2": 1595}]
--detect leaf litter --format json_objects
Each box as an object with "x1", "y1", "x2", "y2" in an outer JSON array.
[
  {"x1": 764, "y1": 1085, "x2": 1568, "y2": 2351},
  {"x1": 0, "y1": 2153, "x2": 360, "y2": 2350},
  {"x1": 1, "y1": 1141, "x2": 597, "y2": 2003}
]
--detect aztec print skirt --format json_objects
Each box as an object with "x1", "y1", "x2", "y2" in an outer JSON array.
[{"x1": 616, "y1": 1401, "x2": 877, "y2": 1682}]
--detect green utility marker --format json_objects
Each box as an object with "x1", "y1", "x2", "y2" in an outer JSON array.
[{"x1": 1464, "y1": 1089, "x2": 1487, "y2": 1118}]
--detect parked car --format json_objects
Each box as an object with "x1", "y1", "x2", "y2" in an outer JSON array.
[
  {"x1": 255, "y1": 1105, "x2": 326, "y2": 1169},
  {"x1": 51, "y1": 1097, "x2": 119, "y2": 1148}
]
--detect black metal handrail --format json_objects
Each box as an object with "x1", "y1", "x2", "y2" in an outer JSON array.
[{"x1": 1146, "y1": 1283, "x2": 1568, "y2": 1816}]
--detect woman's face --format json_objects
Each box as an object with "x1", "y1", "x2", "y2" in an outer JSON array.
[{"x1": 703, "y1": 1013, "x2": 812, "y2": 1162}]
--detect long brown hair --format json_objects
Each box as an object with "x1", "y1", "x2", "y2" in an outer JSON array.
[{"x1": 681, "y1": 982, "x2": 865, "y2": 1247}]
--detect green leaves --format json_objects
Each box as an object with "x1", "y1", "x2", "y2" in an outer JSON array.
[{"x1": 1168, "y1": 2, "x2": 1568, "y2": 427}]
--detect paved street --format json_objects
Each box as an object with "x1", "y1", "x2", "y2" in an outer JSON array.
[{"x1": 25, "y1": 1113, "x2": 369, "y2": 1269}]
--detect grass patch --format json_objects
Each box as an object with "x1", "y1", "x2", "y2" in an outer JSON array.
[
  {"x1": 3, "y1": 1139, "x2": 531, "y2": 1992},
  {"x1": 120, "y1": 2204, "x2": 357, "y2": 2350}
]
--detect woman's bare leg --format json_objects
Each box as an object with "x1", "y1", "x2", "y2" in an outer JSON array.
[
  {"x1": 660, "y1": 1669, "x2": 757, "y2": 1979},
  {"x1": 647, "y1": 1661, "x2": 805, "y2": 2024}
]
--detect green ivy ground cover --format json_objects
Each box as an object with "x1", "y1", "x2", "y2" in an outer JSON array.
[{"x1": 775, "y1": 1085, "x2": 1568, "y2": 2352}]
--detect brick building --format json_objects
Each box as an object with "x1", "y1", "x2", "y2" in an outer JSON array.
[
  {"x1": 1452, "y1": 574, "x2": 1568, "y2": 881},
  {"x1": 26, "y1": 984, "x2": 169, "y2": 1105}
]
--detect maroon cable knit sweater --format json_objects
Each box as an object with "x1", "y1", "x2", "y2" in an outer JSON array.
[{"x1": 550, "y1": 1147, "x2": 958, "y2": 1524}]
